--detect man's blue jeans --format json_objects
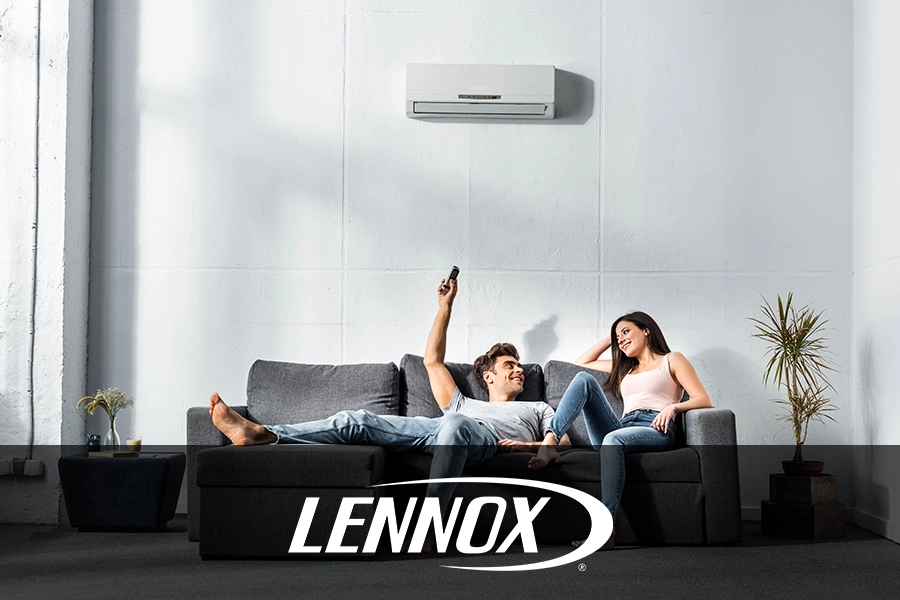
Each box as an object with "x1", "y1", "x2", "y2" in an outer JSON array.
[
  {"x1": 266, "y1": 410, "x2": 497, "y2": 515},
  {"x1": 547, "y1": 371, "x2": 676, "y2": 521}
]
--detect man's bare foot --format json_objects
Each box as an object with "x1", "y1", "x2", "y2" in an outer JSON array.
[
  {"x1": 209, "y1": 393, "x2": 276, "y2": 446},
  {"x1": 572, "y1": 528, "x2": 615, "y2": 551},
  {"x1": 527, "y1": 444, "x2": 560, "y2": 470}
]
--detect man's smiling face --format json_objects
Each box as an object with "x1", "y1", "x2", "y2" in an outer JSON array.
[{"x1": 483, "y1": 355, "x2": 525, "y2": 399}]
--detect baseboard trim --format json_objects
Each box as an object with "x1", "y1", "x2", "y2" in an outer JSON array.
[
  {"x1": 744, "y1": 504, "x2": 899, "y2": 543},
  {"x1": 849, "y1": 508, "x2": 900, "y2": 543}
]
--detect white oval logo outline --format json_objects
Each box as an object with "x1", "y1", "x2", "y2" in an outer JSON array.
[{"x1": 372, "y1": 477, "x2": 613, "y2": 571}]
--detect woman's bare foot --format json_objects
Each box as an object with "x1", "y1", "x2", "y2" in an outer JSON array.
[
  {"x1": 209, "y1": 393, "x2": 276, "y2": 446},
  {"x1": 527, "y1": 444, "x2": 560, "y2": 470},
  {"x1": 572, "y1": 528, "x2": 615, "y2": 551}
]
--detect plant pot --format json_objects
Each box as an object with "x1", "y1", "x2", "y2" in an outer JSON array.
[{"x1": 782, "y1": 460, "x2": 824, "y2": 476}]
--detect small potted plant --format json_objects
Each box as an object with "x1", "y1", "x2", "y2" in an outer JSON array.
[
  {"x1": 750, "y1": 293, "x2": 837, "y2": 475},
  {"x1": 77, "y1": 387, "x2": 134, "y2": 450}
]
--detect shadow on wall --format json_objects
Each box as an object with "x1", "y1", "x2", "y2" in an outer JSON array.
[
  {"x1": 522, "y1": 315, "x2": 559, "y2": 365},
  {"x1": 554, "y1": 69, "x2": 594, "y2": 125},
  {"x1": 88, "y1": 5, "x2": 600, "y2": 433},
  {"x1": 856, "y1": 332, "x2": 879, "y2": 447},
  {"x1": 91, "y1": 5, "x2": 345, "y2": 426},
  {"x1": 854, "y1": 332, "x2": 891, "y2": 524},
  {"x1": 691, "y1": 347, "x2": 766, "y2": 432},
  {"x1": 693, "y1": 346, "x2": 848, "y2": 442},
  {"x1": 87, "y1": 3, "x2": 140, "y2": 437}
]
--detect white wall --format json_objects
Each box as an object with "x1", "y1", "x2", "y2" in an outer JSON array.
[
  {"x1": 851, "y1": 0, "x2": 900, "y2": 542},
  {"x1": 0, "y1": 0, "x2": 93, "y2": 523},
  {"x1": 87, "y1": 0, "x2": 853, "y2": 512},
  {"x1": 1, "y1": 0, "x2": 40, "y2": 450}
]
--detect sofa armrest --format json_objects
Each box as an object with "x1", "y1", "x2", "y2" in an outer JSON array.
[
  {"x1": 683, "y1": 408, "x2": 742, "y2": 544},
  {"x1": 186, "y1": 405, "x2": 249, "y2": 542},
  {"x1": 684, "y1": 408, "x2": 737, "y2": 446},
  {"x1": 187, "y1": 406, "x2": 236, "y2": 446}
]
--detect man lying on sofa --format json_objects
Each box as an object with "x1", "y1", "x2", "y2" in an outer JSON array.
[{"x1": 208, "y1": 276, "x2": 571, "y2": 522}]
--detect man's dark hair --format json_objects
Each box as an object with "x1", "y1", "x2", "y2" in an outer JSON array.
[{"x1": 473, "y1": 343, "x2": 520, "y2": 392}]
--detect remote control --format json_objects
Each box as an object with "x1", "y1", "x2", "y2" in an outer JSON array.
[{"x1": 442, "y1": 266, "x2": 460, "y2": 291}]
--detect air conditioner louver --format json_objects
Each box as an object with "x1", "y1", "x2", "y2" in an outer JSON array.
[{"x1": 406, "y1": 64, "x2": 555, "y2": 120}]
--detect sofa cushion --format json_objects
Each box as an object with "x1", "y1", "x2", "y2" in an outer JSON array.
[
  {"x1": 400, "y1": 353, "x2": 545, "y2": 417},
  {"x1": 624, "y1": 447, "x2": 701, "y2": 482},
  {"x1": 468, "y1": 450, "x2": 603, "y2": 482},
  {"x1": 386, "y1": 450, "x2": 600, "y2": 485},
  {"x1": 197, "y1": 445, "x2": 386, "y2": 488},
  {"x1": 385, "y1": 447, "x2": 700, "y2": 484},
  {"x1": 385, "y1": 451, "x2": 602, "y2": 484},
  {"x1": 246, "y1": 360, "x2": 400, "y2": 425}
]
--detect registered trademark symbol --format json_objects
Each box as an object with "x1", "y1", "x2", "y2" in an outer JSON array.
[{"x1": 578, "y1": 563, "x2": 586, "y2": 571}]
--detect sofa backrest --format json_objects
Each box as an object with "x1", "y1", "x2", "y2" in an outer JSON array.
[
  {"x1": 246, "y1": 360, "x2": 400, "y2": 425},
  {"x1": 242, "y1": 357, "x2": 689, "y2": 446},
  {"x1": 399, "y1": 354, "x2": 545, "y2": 418}
]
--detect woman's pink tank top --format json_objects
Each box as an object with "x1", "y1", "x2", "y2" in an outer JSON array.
[{"x1": 619, "y1": 353, "x2": 683, "y2": 415}]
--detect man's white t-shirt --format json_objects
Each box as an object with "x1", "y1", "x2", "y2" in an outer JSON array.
[{"x1": 443, "y1": 388, "x2": 555, "y2": 442}]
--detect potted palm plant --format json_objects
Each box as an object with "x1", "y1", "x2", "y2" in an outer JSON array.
[{"x1": 750, "y1": 293, "x2": 837, "y2": 475}]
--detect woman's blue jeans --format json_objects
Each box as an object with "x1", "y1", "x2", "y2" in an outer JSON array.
[{"x1": 547, "y1": 371, "x2": 676, "y2": 521}]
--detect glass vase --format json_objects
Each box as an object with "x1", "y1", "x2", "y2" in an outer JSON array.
[{"x1": 103, "y1": 414, "x2": 120, "y2": 450}]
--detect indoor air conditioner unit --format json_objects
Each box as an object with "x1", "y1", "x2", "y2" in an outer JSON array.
[{"x1": 406, "y1": 64, "x2": 555, "y2": 119}]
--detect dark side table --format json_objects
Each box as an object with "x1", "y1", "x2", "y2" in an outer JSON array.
[
  {"x1": 58, "y1": 452, "x2": 185, "y2": 531},
  {"x1": 761, "y1": 473, "x2": 846, "y2": 539}
]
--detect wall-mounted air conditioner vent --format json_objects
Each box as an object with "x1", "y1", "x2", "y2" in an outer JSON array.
[{"x1": 406, "y1": 64, "x2": 555, "y2": 120}]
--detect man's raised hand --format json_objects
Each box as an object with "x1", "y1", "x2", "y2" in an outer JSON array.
[
  {"x1": 424, "y1": 275, "x2": 459, "y2": 409},
  {"x1": 437, "y1": 277, "x2": 458, "y2": 308}
]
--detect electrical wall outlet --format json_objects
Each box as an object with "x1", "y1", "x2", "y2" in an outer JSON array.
[
  {"x1": 23, "y1": 460, "x2": 44, "y2": 476},
  {"x1": 0, "y1": 457, "x2": 45, "y2": 476}
]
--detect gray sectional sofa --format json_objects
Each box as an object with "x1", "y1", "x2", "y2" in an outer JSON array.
[{"x1": 186, "y1": 354, "x2": 741, "y2": 557}]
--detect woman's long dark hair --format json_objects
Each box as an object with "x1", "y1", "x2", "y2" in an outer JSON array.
[{"x1": 603, "y1": 312, "x2": 672, "y2": 399}]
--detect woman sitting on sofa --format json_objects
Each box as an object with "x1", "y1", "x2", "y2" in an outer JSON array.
[{"x1": 528, "y1": 311, "x2": 713, "y2": 550}]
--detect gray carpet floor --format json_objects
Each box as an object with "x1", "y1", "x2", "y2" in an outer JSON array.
[{"x1": 1, "y1": 517, "x2": 898, "y2": 600}]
